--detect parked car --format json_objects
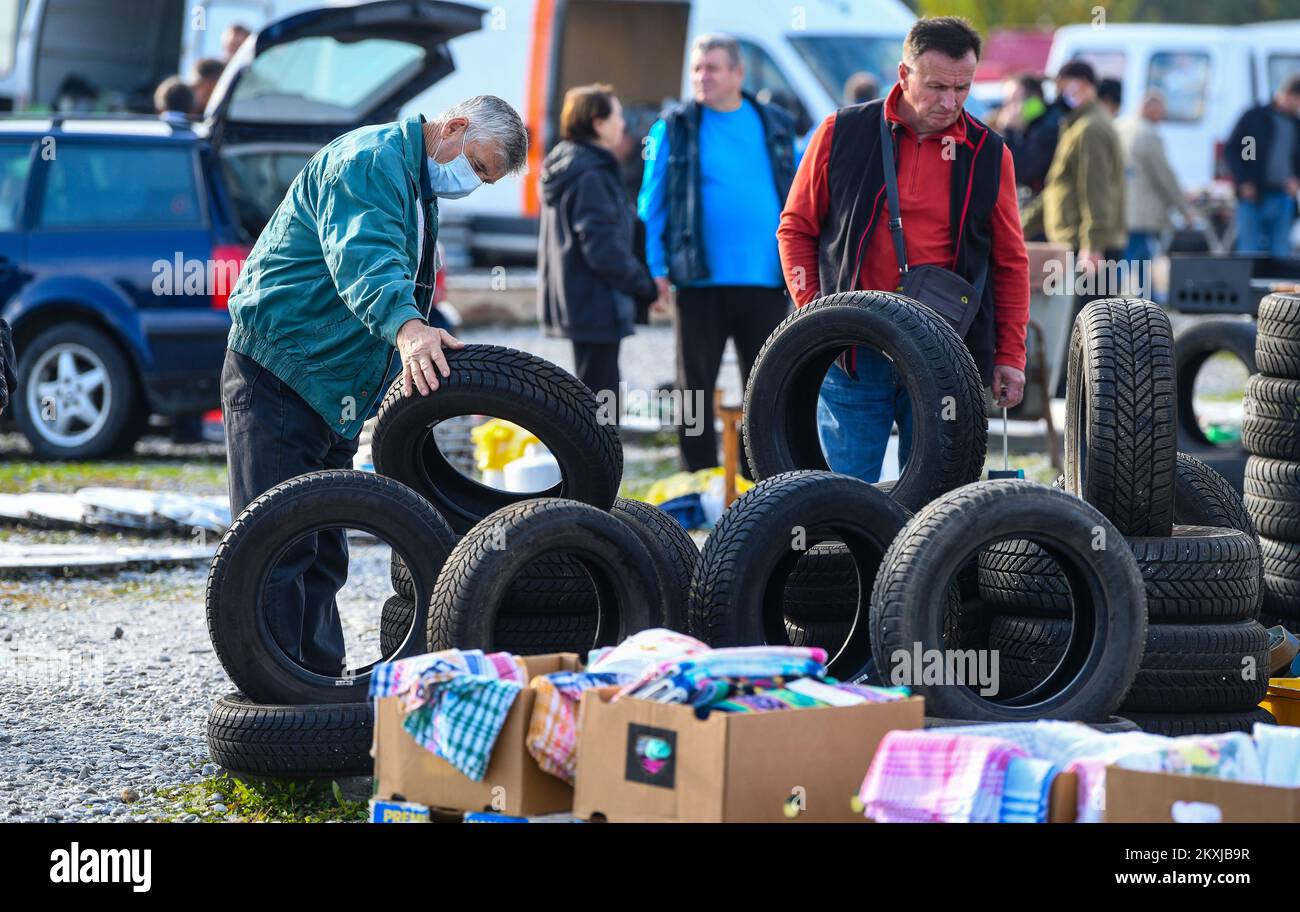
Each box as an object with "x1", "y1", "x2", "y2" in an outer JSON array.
[{"x1": 0, "y1": 0, "x2": 484, "y2": 458}]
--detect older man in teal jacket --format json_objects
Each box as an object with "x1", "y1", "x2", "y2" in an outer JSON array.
[{"x1": 222, "y1": 95, "x2": 527, "y2": 675}]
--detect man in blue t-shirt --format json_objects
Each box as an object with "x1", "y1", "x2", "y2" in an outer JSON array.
[{"x1": 639, "y1": 33, "x2": 797, "y2": 477}]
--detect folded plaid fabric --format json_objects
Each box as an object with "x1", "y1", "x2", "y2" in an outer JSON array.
[
  {"x1": 402, "y1": 675, "x2": 523, "y2": 781},
  {"x1": 859, "y1": 730, "x2": 1027, "y2": 823},
  {"x1": 370, "y1": 649, "x2": 526, "y2": 700},
  {"x1": 526, "y1": 671, "x2": 624, "y2": 783},
  {"x1": 998, "y1": 756, "x2": 1058, "y2": 823}
]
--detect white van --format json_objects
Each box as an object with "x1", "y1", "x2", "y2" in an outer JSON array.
[
  {"x1": 409, "y1": 0, "x2": 915, "y2": 262},
  {"x1": 0, "y1": 0, "x2": 331, "y2": 113},
  {"x1": 1046, "y1": 22, "x2": 1300, "y2": 191}
]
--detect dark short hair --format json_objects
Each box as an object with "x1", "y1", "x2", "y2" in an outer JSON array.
[
  {"x1": 844, "y1": 71, "x2": 879, "y2": 105},
  {"x1": 1098, "y1": 77, "x2": 1122, "y2": 105},
  {"x1": 904, "y1": 16, "x2": 982, "y2": 63},
  {"x1": 194, "y1": 58, "x2": 225, "y2": 82},
  {"x1": 1284, "y1": 74, "x2": 1300, "y2": 97},
  {"x1": 1057, "y1": 59, "x2": 1097, "y2": 86},
  {"x1": 560, "y1": 83, "x2": 616, "y2": 143},
  {"x1": 1015, "y1": 72, "x2": 1045, "y2": 99},
  {"x1": 154, "y1": 76, "x2": 194, "y2": 114}
]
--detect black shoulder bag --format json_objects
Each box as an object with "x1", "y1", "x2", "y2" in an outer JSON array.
[{"x1": 880, "y1": 113, "x2": 983, "y2": 337}]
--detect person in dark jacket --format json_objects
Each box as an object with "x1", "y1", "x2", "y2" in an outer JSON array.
[
  {"x1": 994, "y1": 73, "x2": 1062, "y2": 200},
  {"x1": 0, "y1": 319, "x2": 15, "y2": 417},
  {"x1": 1226, "y1": 76, "x2": 1300, "y2": 257},
  {"x1": 539, "y1": 84, "x2": 657, "y2": 419}
]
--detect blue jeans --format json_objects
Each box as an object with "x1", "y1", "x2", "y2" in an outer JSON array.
[
  {"x1": 1236, "y1": 191, "x2": 1296, "y2": 258},
  {"x1": 816, "y1": 347, "x2": 912, "y2": 483}
]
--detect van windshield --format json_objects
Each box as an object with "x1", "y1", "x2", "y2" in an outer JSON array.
[{"x1": 788, "y1": 35, "x2": 904, "y2": 102}]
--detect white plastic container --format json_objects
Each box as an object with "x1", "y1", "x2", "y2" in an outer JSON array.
[{"x1": 503, "y1": 444, "x2": 561, "y2": 493}]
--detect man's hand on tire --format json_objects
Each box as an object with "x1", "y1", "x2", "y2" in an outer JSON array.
[
  {"x1": 397, "y1": 318, "x2": 465, "y2": 397},
  {"x1": 992, "y1": 365, "x2": 1025, "y2": 409}
]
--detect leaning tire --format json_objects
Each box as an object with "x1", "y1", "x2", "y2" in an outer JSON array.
[
  {"x1": 978, "y1": 525, "x2": 1260, "y2": 623},
  {"x1": 380, "y1": 595, "x2": 417, "y2": 657},
  {"x1": 371, "y1": 345, "x2": 623, "y2": 533},
  {"x1": 871, "y1": 480, "x2": 1147, "y2": 723},
  {"x1": 1256, "y1": 292, "x2": 1300, "y2": 380},
  {"x1": 611, "y1": 497, "x2": 699, "y2": 631},
  {"x1": 1123, "y1": 708, "x2": 1276, "y2": 737},
  {"x1": 13, "y1": 323, "x2": 144, "y2": 460},
  {"x1": 742, "y1": 291, "x2": 987, "y2": 513},
  {"x1": 1244, "y1": 457, "x2": 1300, "y2": 543},
  {"x1": 1242, "y1": 374, "x2": 1300, "y2": 461},
  {"x1": 391, "y1": 550, "x2": 598, "y2": 616},
  {"x1": 1064, "y1": 298, "x2": 1177, "y2": 537},
  {"x1": 990, "y1": 616, "x2": 1269, "y2": 712},
  {"x1": 689, "y1": 470, "x2": 912, "y2": 678},
  {"x1": 1262, "y1": 537, "x2": 1300, "y2": 619},
  {"x1": 206, "y1": 693, "x2": 373, "y2": 778},
  {"x1": 206, "y1": 470, "x2": 457, "y2": 704},
  {"x1": 428, "y1": 499, "x2": 659, "y2": 652},
  {"x1": 1174, "y1": 319, "x2": 1256, "y2": 449}
]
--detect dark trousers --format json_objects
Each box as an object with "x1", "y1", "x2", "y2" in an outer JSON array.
[
  {"x1": 221, "y1": 349, "x2": 358, "y2": 676},
  {"x1": 674, "y1": 285, "x2": 789, "y2": 478},
  {"x1": 573, "y1": 340, "x2": 621, "y2": 424}
]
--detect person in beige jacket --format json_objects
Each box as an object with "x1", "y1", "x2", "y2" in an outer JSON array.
[{"x1": 1116, "y1": 89, "x2": 1193, "y2": 271}]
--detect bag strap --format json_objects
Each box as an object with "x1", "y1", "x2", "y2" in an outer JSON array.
[{"x1": 879, "y1": 111, "x2": 908, "y2": 274}]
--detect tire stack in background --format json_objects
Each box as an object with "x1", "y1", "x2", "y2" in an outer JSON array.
[
  {"x1": 978, "y1": 298, "x2": 1272, "y2": 735},
  {"x1": 1172, "y1": 317, "x2": 1257, "y2": 492},
  {"x1": 1243, "y1": 293, "x2": 1300, "y2": 633}
]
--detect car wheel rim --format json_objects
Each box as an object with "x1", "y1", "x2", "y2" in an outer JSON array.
[{"x1": 25, "y1": 342, "x2": 113, "y2": 448}]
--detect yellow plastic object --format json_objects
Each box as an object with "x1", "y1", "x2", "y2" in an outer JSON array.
[
  {"x1": 1260, "y1": 678, "x2": 1300, "y2": 727},
  {"x1": 643, "y1": 467, "x2": 754, "y2": 505},
  {"x1": 470, "y1": 418, "x2": 539, "y2": 472}
]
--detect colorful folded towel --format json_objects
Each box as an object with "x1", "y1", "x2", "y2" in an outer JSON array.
[
  {"x1": 526, "y1": 671, "x2": 624, "y2": 783},
  {"x1": 999, "y1": 756, "x2": 1058, "y2": 823}
]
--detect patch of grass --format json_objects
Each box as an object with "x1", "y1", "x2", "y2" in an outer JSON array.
[
  {"x1": 153, "y1": 773, "x2": 368, "y2": 823},
  {"x1": 0, "y1": 460, "x2": 227, "y2": 495}
]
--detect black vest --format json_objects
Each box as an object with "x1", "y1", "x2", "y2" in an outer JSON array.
[{"x1": 817, "y1": 100, "x2": 1004, "y2": 383}]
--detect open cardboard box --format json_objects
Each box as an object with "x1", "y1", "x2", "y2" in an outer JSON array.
[
  {"x1": 1102, "y1": 768, "x2": 1300, "y2": 823},
  {"x1": 372, "y1": 653, "x2": 580, "y2": 818},
  {"x1": 572, "y1": 686, "x2": 924, "y2": 823}
]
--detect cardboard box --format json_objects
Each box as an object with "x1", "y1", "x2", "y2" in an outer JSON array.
[
  {"x1": 372, "y1": 653, "x2": 580, "y2": 817},
  {"x1": 572, "y1": 688, "x2": 924, "y2": 823},
  {"x1": 1103, "y1": 768, "x2": 1300, "y2": 823}
]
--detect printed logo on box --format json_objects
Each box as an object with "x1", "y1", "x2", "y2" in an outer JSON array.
[
  {"x1": 625, "y1": 723, "x2": 676, "y2": 788},
  {"x1": 370, "y1": 799, "x2": 431, "y2": 824}
]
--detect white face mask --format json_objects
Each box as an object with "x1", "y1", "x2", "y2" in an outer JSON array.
[{"x1": 428, "y1": 131, "x2": 483, "y2": 200}]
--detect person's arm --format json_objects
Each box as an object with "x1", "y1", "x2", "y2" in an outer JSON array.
[
  {"x1": 776, "y1": 112, "x2": 836, "y2": 307},
  {"x1": 990, "y1": 146, "x2": 1030, "y2": 377},
  {"x1": 637, "y1": 119, "x2": 671, "y2": 280},
  {"x1": 315, "y1": 152, "x2": 426, "y2": 346},
  {"x1": 571, "y1": 171, "x2": 657, "y2": 302},
  {"x1": 1139, "y1": 128, "x2": 1188, "y2": 215}
]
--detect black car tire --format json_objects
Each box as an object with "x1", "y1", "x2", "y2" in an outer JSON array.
[
  {"x1": 784, "y1": 618, "x2": 854, "y2": 652},
  {"x1": 1243, "y1": 374, "x2": 1300, "y2": 461},
  {"x1": 1174, "y1": 319, "x2": 1256, "y2": 449},
  {"x1": 1244, "y1": 457, "x2": 1300, "y2": 543},
  {"x1": 371, "y1": 345, "x2": 622, "y2": 534},
  {"x1": 870, "y1": 480, "x2": 1147, "y2": 722},
  {"x1": 1262, "y1": 536, "x2": 1300, "y2": 619},
  {"x1": 742, "y1": 291, "x2": 987, "y2": 513},
  {"x1": 782, "y1": 542, "x2": 860, "y2": 624},
  {"x1": 1123, "y1": 708, "x2": 1276, "y2": 737},
  {"x1": 1064, "y1": 298, "x2": 1177, "y2": 537},
  {"x1": 390, "y1": 550, "x2": 598, "y2": 616},
  {"x1": 1256, "y1": 292, "x2": 1300, "y2": 379},
  {"x1": 381, "y1": 594, "x2": 597, "y2": 657},
  {"x1": 990, "y1": 616, "x2": 1269, "y2": 712},
  {"x1": 427, "y1": 499, "x2": 659, "y2": 652},
  {"x1": 611, "y1": 497, "x2": 699, "y2": 631},
  {"x1": 206, "y1": 693, "x2": 374, "y2": 778},
  {"x1": 206, "y1": 470, "x2": 457, "y2": 704},
  {"x1": 689, "y1": 470, "x2": 912, "y2": 678}
]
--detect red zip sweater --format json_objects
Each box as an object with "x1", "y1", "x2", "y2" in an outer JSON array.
[{"x1": 778, "y1": 85, "x2": 1030, "y2": 372}]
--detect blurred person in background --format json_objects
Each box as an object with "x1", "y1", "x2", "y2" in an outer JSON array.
[
  {"x1": 1227, "y1": 75, "x2": 1300, "y2": 257},
  {"x1": 994, "y1": 72, "x2": 1062, "y2": 200},
  {"x1": 1116, "y1": 89, "x2": 1193, "y2": 274},
  {"x1": 222, "y1": 23, "x2": 251, "y2": 62},
  {"x1": 1098, "y1": 78, "x2": 1122, "y2": 119},
  {"x1": 539, "y1": 84, "x2": 657, "y2": 420},
  {"x1": 191, "y1": 58, "x2": 226, "y2": 115},
  {"x1": 779, "y1": 16, "x2": 1029, "y2": 482},
  {"x1": 843, "y1": 71, "x2": 879, "y2": 105},
  {"x1": 639, "y1": 33, "x2": 796, "y2": 477},
  {"x1": 154, "y1": 76, "x2": 195, "y2": 128}
]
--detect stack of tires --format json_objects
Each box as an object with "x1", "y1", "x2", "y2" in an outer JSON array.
[
  {"x1": 204, "y1": 345, "x2": 696, "y2": 779},
  {"x1": 1173, "y1": 317, "x2": 1257, "y2": 492},
  {"x1": 1243, "y1": 293, "x2": 1300, "y2": 633},
  {"x1": 979, "y1": 298, "x2": 1273, "y2": 735}
]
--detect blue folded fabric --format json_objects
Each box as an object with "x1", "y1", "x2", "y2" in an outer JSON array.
[{"x1": 999, "y1": 755, "x2": 1059, "y2": 823}]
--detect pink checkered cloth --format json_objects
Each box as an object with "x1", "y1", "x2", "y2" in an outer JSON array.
[{"x1": 859, "y1": 730, "x2": 1028, "y2": 823}]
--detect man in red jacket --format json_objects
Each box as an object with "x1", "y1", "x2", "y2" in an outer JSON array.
[{"x1": 777, "y1": 16, "x2": 1029, "y2": 481}]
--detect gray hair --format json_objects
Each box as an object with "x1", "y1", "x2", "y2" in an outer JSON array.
[
  {"x1": 437, "y1": 95, "x2": 529, "y2": 176},
  {"x1": 691, "y1": 33, "x2": 741, "y2": 70}
]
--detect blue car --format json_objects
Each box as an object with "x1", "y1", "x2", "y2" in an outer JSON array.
[{"x1": 0, "y1": 0, "x2": 481, "y2": 459}]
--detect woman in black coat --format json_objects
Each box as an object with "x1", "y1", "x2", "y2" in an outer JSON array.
[{"x1": 538, "y1": 84, "x2": 656, "y2": 420}]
